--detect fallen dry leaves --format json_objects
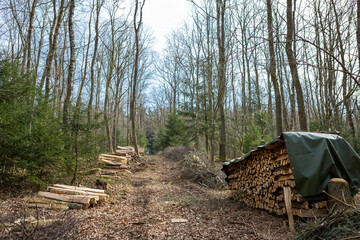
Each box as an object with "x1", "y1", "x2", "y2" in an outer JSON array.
[{"x1": 0, "y1": 155, "x2": 292, "y2": 239}]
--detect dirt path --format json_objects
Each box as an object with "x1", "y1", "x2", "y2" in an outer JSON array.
[
  {"x1": 74, "y1": 156, "x2": 291, "y2": 239},
  {"x1": 0, "y1": 155, "x2": 291, "y2": 239}
]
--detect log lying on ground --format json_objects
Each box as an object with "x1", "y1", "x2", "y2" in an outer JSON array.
[
  {"x1": 98, "y1": 146, "x2": 145, "y2": 175},
  {"x1": 52, "y1": 184, "x2": 106, "y2": 194},
  {"x1": 24, "y1": 184, "x2": 109, "y2": 210},
  {"x1": 47, "y1": 186, "x2": 108, "y2": 202},
  {"x1": 98, "y1": 152, "x2": 131, "y2": 175},
  {"x1": 226, "y1": 139, "x2": 328, "y2": 218},
  {"x1": 24, "y1": 196, "x2": 70, "y2": 210},
  {"x1": 37, "y1": 191, "x2": 94, "y2": 204},
  {"x1": 116, "y1": 145, "x2": 145, "y2": 156}
]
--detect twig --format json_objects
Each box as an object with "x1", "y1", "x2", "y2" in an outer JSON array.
[{"x1": 322, "y1": 190, "x2": 356, "y2": 209}]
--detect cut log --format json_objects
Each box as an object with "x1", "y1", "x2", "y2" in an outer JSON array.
[
  {"x1": 26, "y1": 203, "x2": 69, "y2": 210},
  {"x1": 47, "y1": 186, "x2": 108, "y2": 202},
  {"x1": 98, "y1": 159, "x2": 125, "y2": 166},
  {"x1": 37, "y1": 191, "x2": 91, "y2": 205},
  {"x1": 24, "y1": 196, "x2": 69, "y2": 210},
  {"x1": 101, "y1": 164, "x2": 129, "y2": 170},
  {"x1": 327, "y1": 178, "x2": 351, "y2": 210},
  {"x1": 100, "y1": 154, "x2": 128, "y2": 160},
  {"x1": 116, "y1": 146, "x2": 133, "y2": 151},
  {"x1": 292, "y1": 209, "x2": 328, "y2": 218},
  {"x1": 52, "y1": 184, "x2": 105, "y2": 194}
]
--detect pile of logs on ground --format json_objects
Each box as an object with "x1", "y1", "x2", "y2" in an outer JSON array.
[
  {"x1": 25, "y1": 184, "x2": 109, "y2": 210},
  {"x1": 98, "y1": 146, "x2": 145, "y2": 175},
  {"x1": 226, "y1": 138, "x2": 328, "y2": 219},
  {"x1": 115, "y1": 146, "x2": 145, "y2": 157}
]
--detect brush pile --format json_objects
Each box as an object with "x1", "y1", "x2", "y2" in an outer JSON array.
[
  {"x1": 179, "y1": 150, "x2": 225, "y2": 189},
  {"x1": 24, "y1": 184, "x2": 109, "y2": 210}
]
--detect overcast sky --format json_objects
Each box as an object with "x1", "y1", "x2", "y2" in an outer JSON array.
[{"x1": 142, "y1": 0, "x2": 192, "y2": 53}]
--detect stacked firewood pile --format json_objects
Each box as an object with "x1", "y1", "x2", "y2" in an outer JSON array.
[
  {"x1": 226, "y1": 139, "x2": 328, "y2": 218},
  {"x1": 116, "y1": 146, "x2": 145, "y2": 157},
  {"x1": 98, "y1": 146, "x2": 145, "y2": 175},
  {"x1": 25, "y1": 184, "x2": 109, "y2": 210}
]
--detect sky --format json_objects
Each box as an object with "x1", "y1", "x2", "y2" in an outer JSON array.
[{"x1": 142, "y1": 0, "x2": 192, "y2": 53}]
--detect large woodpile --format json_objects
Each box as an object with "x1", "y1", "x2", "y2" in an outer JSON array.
[
  {"x1": 98, "y1": 146, "x2": 145, "y2": 175},
  {"x1": 226, "y1": 138, "x2": 328, "y2": 218},
  {"x1": 25, "y1": 184, "x2": 109, "y2": 210}
]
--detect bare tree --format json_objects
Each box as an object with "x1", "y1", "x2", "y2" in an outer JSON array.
[
  {"x1": 267, "y1": 0, "x2": 282, "y2": 135},
  {"x1": 63, "y1": 0, "x2": 75, "y2": 125},
  {"x1": 216, "y1": 0, "x2": 227, "y2": 161},
  {"x1": 285, "y1": 0, "x2": 307, "y2": 131}
]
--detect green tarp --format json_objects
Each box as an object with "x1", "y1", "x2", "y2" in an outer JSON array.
[
  {"x1": 223, "y1": 132, "x2": 360, "y2": 197},
  {"x1": 283, "y1": 132, "x2": 360, "y2": 197}
]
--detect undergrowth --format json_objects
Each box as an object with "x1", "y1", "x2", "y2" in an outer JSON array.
[{"x1": 295, "y1": 208, "x2": 360, "y2": 240}]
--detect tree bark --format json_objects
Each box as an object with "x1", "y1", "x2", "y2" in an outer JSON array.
[
  {"x1": 63, "y1": 0, "x2": 75, "y2": 126},
  {"x1": 88, "y1": 0, "x2": 102, "y2": 123},
  {"x1": 266, "y1": 0, "x2": 282, "y2": 136},
  {"x1": 40, "y1": 0, "x2": 66, "y2": 103},
  {"x1": 131, "y1": 0, "x2": 146, "y2": 156},
  {"x1": 216, "y1": 0, "x2": 227, "y2": 161},
  {"x1": 285, "y1": 0, "x2": 307, "y2": 131}
]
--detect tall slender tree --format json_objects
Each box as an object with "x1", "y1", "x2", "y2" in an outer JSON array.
[
  {"x1": 285, "y1": 0, "x2": 307, "y2": 131},
  {"x1": 131, "y1": 0, "x2": 146, "y2": 156},
  {"x1": 266, "y1": 0, "x2": 282, "y2": 135}
]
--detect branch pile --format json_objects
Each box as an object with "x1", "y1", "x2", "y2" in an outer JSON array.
[
  {"x1": 226, "y1": 139, "x2": 328, "y2": 217},
  {"x1": 24, "y1": 184, "x2": 109, "y2": 210},
  {"x1": 163, "y1": 146, "x2": 193, "y2": 162},
  {"x1": 179, "y1": 150, "x2": 225, "y2": 189}
]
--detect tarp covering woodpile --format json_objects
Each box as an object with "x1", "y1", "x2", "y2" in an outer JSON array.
[{"x1": 222, "y1": 132, "x2": 360, "y2": 217}]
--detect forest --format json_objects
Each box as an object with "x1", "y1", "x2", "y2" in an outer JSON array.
[{"x1": 0, "y1": 0, "x2": 359, "y2": 189}]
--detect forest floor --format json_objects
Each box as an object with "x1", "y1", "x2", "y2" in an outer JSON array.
[{"x1": 0, "y1": 155, "x2": 292, "y2": 239}]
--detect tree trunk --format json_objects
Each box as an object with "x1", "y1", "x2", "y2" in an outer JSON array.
[
  {"x1": 131, "y1": 0, "x2": 146, "y2": 156},
  {"x1": 23, "y1": 0, "x2": 38, "y2": 73},
  {"x1": 217, "y1": 0, "x2": 227, "y2": 161},
  {"x1": 63, "y1": 0, "x2": 75, "y2": 126},
  {"x1": 266, "y1": 0, "x2": 282, "y2": 136},
  {"x1": 40, "y1": 0, "x2": 66, "y2": 103},
  {"x1": 285, "y1": 0, "x2": 307, "y2": 131},
  {"x1": 88, "y1": 0, "x2": 102, "y2": 123}
]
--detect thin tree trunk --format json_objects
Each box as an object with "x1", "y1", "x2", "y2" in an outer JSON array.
[
  {"x1": 88, "y1": 0, "x2": 102, "y2": 123},
  {"x1": 23, "y1": 0, "x2": 38, "y2": 73},
  {"x1": 131, "y1": 0, "x2": 146, "y2": 156},
  {"x1": 216, "y1": 0, "x2": 227, "y2": 161},
  {"x1": 267, "y1": 0, "x2": 282, "y2": 136},
  {"x1": 41, "y1": 0, "x2": 66, "y2": 102},
  {"x1": 63, "y1": 0, "x2": 75, "y2": 125}
]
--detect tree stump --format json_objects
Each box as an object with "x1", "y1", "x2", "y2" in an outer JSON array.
[{"x1": 327, "y1": 178, "x2": 351, "y2": 211}]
